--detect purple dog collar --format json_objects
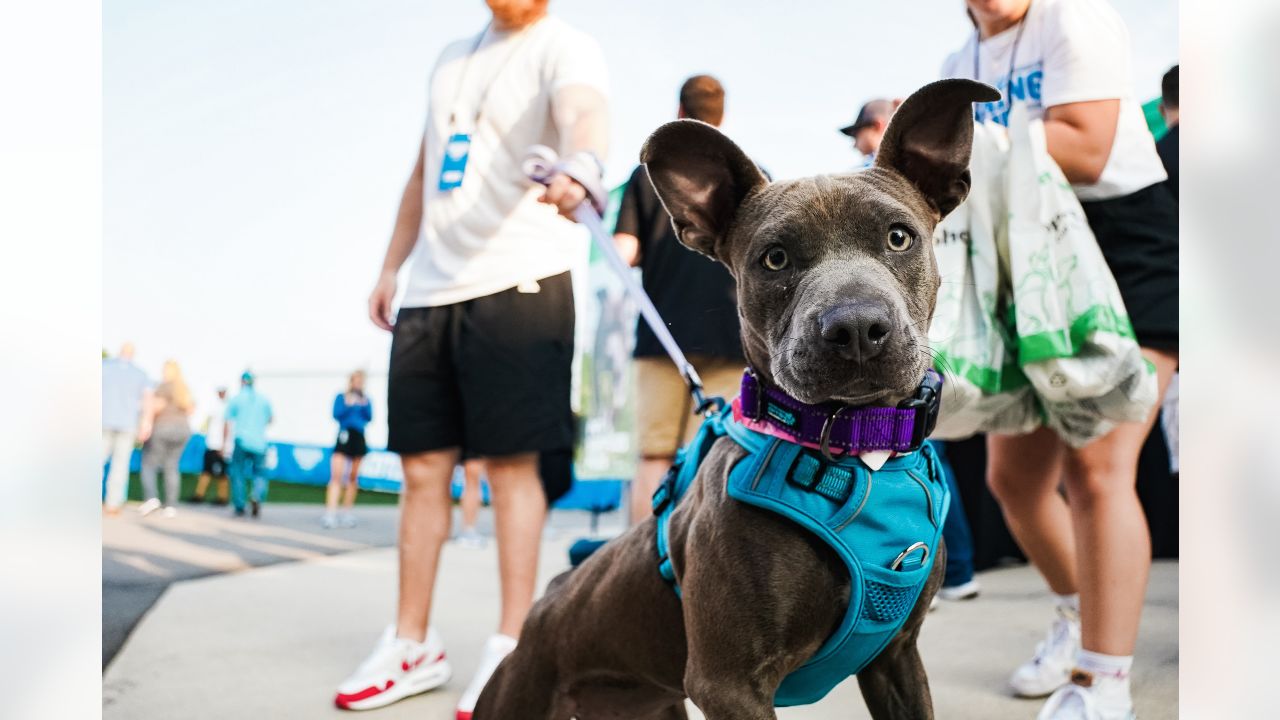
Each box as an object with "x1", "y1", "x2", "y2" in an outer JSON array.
[{"x1": 738, "y1": 369, "x2": 943, "y2": 457}]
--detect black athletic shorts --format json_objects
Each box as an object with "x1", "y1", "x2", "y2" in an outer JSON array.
[
  {"x1": 202, "y1": 449, "x2": 227, "y2": 477},
  {"x1": 334, "y1": 428, "x2": 368, "y2": 458},
  {"x1": 387, "y1": 271, "x2": 575, "y2": 459},
  {"x1": 1081, "y1": 183, "x2": 1179, "y2": 351}
]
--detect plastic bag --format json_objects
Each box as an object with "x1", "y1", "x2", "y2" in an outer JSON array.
[
  {"x1": 930, "y1": 122, "x2": 1040, "y2": 440},
  {"x1": 1004, "y1": 104, "x2": 1156, "y2": 446}
]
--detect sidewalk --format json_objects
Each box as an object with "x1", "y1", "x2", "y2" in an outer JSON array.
[
  {"x1": 103, "y1": 501, "x2": 404, "y2": 665},
  {"x1": 103, "y1": 505, "x2": 1177, "y2": 719}
]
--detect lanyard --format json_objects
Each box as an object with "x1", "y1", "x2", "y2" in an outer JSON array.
[
  {"x1": 446, "y1": 21, "x2": 536, "y2": 135},
  {"x1": 972, "y1": 0, "x2": 1031, "y2": 89}
]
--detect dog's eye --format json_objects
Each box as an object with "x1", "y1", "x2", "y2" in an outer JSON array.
[
  {"x1": 760, "y1": 246, "x2": 790, "y2": 271},
  {"x1": 887, "y1": 226, "x2": 915, "y2": 252}
]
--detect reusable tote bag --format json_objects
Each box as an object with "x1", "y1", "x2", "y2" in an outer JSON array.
[
  {"x1": 1004, "y1": 104, "x2": 1156, "y2": 447},
  {"x1": 930, "y1": 121, "x2": 1040, "y2": 440}
]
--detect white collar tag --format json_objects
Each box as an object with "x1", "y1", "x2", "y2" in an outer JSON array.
[{"x1": 859, "y1": 450, "x2": 893, "y2": 472}]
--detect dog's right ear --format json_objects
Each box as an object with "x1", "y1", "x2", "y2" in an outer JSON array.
[{"x1": 640, "y1": 120, "x2": 768, "y2": 260}]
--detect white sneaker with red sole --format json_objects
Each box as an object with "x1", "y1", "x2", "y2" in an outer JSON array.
[
  {"x1": 455, "y1": 633, "x2": 517, "y2": 720},
  {"x1": 335, "y1": 625, "x2": 451, "y2": 711}
]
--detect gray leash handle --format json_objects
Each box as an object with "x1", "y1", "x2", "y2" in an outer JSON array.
[{"x1": 522, "y1": 146, "x2": 717, "y2": 417}]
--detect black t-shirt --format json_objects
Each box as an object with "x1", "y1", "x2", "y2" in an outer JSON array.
[
  {"x1": 1155, "y1": 124, "x2": 1178, "y2": 201},
  {"x1": 614, "y1": 165, "x2": 743, "y2": 361}
]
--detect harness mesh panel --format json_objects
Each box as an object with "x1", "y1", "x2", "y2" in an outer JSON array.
[{"x1": 863, "y1": 579, "x2": 919, "y2": 623}]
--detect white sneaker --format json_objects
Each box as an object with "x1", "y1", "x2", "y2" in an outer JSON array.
[
  {"x1": 340, "y1": 513, "x2": 357, "y2": 528},
  {"x1": 938, "y1": 578, "x2": 981, "y2": 601},
  {"x1": 456, "y1": 527, "x2": 487, "y2": 550},
  {"x1": 334, "y1": 625, "x2": 451, "y2": 711},
  {"x1": 322, "y1": 514, "x2": 337, "y2": 529},
  {"x1": 1037, "y1": 674, "x2": 1136, "y2": 720},
  {"x1": 161, "y1": 506, "x2": 178, "y2": 518},
  {"x1": 455, "y1": 634, "x2": 517, "y2": 720},
  {"x1": 138, "y1": 498, "x2": 162, "y2": 517},
  {"x1": 1010, "y1": 605, "x2": 1081, "y2": 698}
]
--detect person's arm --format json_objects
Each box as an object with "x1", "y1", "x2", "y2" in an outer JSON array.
[
  {"x1": 538, "y1": 33, "x2": 610, "y2": 220},
  {"x1": 369, "y1": 138, "x2": 426, "y2": 331},
  {"x1": 333, "y1": 393, "x2": 345, "y2": 422},
  {"x1": 540, "y1": 84, "x2": 609, "y2": 220},
  {"x1": 1043, "y1": 100, "x2": 1120, "y2": 185},
  {"x1": 1038, "y1": 0, "x2": 1129, "y2": 185},
  {"x1": 359, "y1": 398, "x2": 372, "y2": 423},
  {"x1": 137, "y1": 386, "x2": 155, "y2": 442},
  {"x1": 223, "y1": 400, "x2": 237, "y2": 453}
]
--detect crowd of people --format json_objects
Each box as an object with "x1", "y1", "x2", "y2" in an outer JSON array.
[
  {"x1": 103, "y1": 0, "x2": 1178, "y2": 718},
  {"x1": 100, "y1": 346, "x2": 283, "y2": 519}
]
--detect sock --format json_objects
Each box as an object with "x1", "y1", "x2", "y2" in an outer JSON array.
[
  {"x1": 1076, "y1": 649, "x2": 1132, "y2": 680},
  {"x1": 1075, "y1": 650, "x2": 1134, "y2": 716},
  {"x1": 1053, "y1": 592, "x2": 1080, "y2": 613}
]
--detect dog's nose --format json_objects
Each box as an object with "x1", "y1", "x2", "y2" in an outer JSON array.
[{"x1": 819, "y1": 303, "x2": 893, "y2": 361}]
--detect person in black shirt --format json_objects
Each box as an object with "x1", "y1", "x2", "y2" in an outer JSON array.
[
  {"x1": 614, "y1": 74, "x2": 747, "y2": 523},
  {"x1": 1156, "y1": 64, "x2": 1179, "y2": 200}
]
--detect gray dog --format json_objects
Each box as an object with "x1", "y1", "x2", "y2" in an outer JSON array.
[{"x1": 474, "y1": 78, "x2": 999, "y2": 720}]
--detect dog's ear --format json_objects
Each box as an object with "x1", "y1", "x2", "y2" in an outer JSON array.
[
  {"x1": 640, "y1": 120, "x2": 768, "y2": 260},
  {"x1": 874, "y1": 79, "x2": 1001, "y2": 217}
]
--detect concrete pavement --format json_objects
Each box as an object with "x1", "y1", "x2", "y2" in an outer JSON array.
[
  {"x1": 103, "y1": 502, "x2": 1177, "y2": 719},
  {"x1": 103, "y1": 501, "x2": 405, "y2": 666}
]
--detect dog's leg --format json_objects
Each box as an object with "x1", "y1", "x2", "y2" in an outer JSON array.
[
  {"x1": 471, "y1": 650, "x2": 561, "y2": 720},
  {"x1": 855, "y1": 546, "x2": 947, "y2": 720},
  {"x1": 684, "y1": 678, "x2": 776, "y2": 720}
]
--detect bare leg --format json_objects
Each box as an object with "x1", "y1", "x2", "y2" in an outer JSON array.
[
  {"x1": 987, "y1": 427, "x2": 1077, "y2": 594},
  {"x1": 486, "y1": 453, "x2": 547, "y2": 638},
  {"x1": 193, "y1": 472, "x2": 212, "y2": 500},
  {"x1": 1064, "y1": 348, "x2": 1178, "y2": 655},
  {"x1": 630, "y1": 457, "x2": 672, "y2": 525},
  {"x1": 396, "y1": 447, "x2": 460, "y2": 642},
  {"x1": 462, "y1": 459, "x2": 485, "y2": 530},
  {"x1": 325, "y1": 453, "x2": 346, "y2": 517},
  {"x1": 342, "y1": 457, "x2": 362, "y2": 510}
]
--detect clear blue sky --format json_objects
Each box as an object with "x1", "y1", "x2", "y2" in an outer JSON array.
[{"x1": 103, "y1": 0, "x2": 1177, "y2": 444}]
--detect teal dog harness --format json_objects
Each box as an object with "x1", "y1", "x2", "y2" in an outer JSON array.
[{"x1": 652, "y1": 401, "x2": 950, "y2": 707}]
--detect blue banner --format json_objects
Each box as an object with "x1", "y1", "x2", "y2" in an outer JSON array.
[{"x1": 119, "y1": 435, "x2": 623, "y2": 512}]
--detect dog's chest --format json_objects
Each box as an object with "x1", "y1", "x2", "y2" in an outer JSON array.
[{"x1": 657, "y1": 411, "x2": 950, "y2": 706}]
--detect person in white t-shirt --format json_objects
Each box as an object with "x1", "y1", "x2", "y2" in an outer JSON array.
[
  {"x1": 943, "y1": 2, "x2": 1179, "y2": 719},
  {"x1": 189, "y1": 386, "x2": 230, "y2": 505},
  {"x1": 341, "y1": 0, "x2": 609, "y2": 714}
]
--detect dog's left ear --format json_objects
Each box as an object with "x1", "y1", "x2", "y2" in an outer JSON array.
[
  {"x1": 874, "y1": 79, "x2": 1001, "y2": 217},
  {"x1": 641, "y1": 120, "x2": 768, "y2": 260}
]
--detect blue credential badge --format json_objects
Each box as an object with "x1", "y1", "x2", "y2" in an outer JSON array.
[{"x1": 438, "y1": 133, "x2": 472, "y2": 191}]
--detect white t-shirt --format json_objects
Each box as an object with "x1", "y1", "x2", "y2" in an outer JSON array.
[
  {"x1": 203, "y1": 394, "x2": 227, "y2": 449},
  {"x1": 401, "y1": 16, "x2": 608, "y2": 308},
  {"x1": 941, "y1": 0, "x2": 1166, "y2": 201}
]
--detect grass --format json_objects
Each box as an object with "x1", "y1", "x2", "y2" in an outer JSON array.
[{"x1": 123, "y1": 473, "x2": 401, "y2": 505}]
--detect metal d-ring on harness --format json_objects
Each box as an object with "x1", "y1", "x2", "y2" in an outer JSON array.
[{"x1": 522, "y1": 147, "x2": 724, "y2": 419}]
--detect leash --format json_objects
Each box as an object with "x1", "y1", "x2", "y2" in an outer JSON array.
[{"x1": 523, "y1": 146, "x2": 722, "y2": 418}]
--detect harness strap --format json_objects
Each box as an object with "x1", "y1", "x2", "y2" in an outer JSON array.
[{"x1": 652, "y1": 413, "x2": 727, "y2": 596}]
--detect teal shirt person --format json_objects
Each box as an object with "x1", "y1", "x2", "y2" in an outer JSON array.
[{"x1": 226, "y1": 380, "x2": 274, "y2": 453}]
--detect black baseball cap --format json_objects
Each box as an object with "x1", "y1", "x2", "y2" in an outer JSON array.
[{"x1": 839, "y1": 99, "x2": 896, "y2": 137}]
